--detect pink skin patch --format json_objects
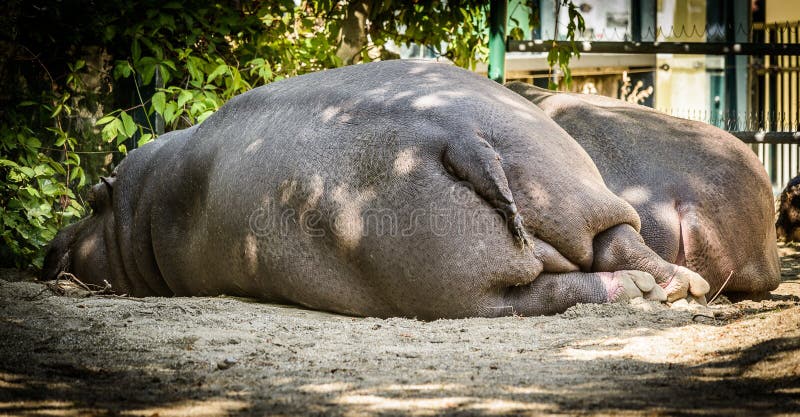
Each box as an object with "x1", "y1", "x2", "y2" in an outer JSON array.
[
  {"x1": 598, "y1": 272, "x2": 624, "y2": 302},
  {"x1": 659, "y1": 269, "x2": 680, "y2": 295}
]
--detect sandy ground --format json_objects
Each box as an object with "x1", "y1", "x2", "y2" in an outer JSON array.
[{"x1": 1, "y1": 247, "x2": 799, "y2": 417}]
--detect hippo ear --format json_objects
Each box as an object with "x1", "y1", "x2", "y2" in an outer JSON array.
[
  {"x1": 100, "y1": 176, "x2": 115, "y2": 191},
  {"x1": 88, "y1": 177, "x2": 114, "y2": 212}
]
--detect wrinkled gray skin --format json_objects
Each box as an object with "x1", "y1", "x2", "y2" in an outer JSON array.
[
  {"x1": 507, "y1": 82, "x2": 780, "y2": 299},
  {"x1": 42, "y1": 60, "x2": 708, "y2": 319}
]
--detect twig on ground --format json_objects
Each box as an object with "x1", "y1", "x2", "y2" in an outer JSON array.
[
  {"x1": 708, "y1": 271, "x2": 734, "y2": 306},
  {"x1": 52, "y1": 272, "x2": 115, "y2": 295}
]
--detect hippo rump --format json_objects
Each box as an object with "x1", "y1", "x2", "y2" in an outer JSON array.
[
  {"x1": 42, "y1": 60, "x2": 709, "y2": 319},
  {"x1": 507, "y1": 82, "x2": 780, "y2": 299}
]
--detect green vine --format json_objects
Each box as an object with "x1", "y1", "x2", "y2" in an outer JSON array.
[
  {"x1": 1, "y1": 0, "x2": 496, "y2": 269},
  {"x1": 546, "y1": 0, "x2": 586, "y2": 89}
]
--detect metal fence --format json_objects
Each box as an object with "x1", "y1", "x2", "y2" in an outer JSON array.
[
  {"x1": 508, "y1": 20, "x2": 800, "y2": 192},
  {"x1": 753, "y1": 22, "x2": 800, "y2": 191}
]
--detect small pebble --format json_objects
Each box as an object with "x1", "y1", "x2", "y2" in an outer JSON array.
[
  {"x1": 217, "y1": 357, "x2": 237, "y2": 370},
  {"x1": 692, "y1": 314, "x2": 715, "y2": 324}
]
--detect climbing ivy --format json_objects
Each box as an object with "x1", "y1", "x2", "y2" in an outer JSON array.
[
  {"x1": 546, "y1": 0, "x2": 586, "y2": 89},
  {"x1": 1, "y1": 0, "x2": 581, "y2": 268},
  {"x1": 0, "y1": 0, "x2": 491, "y2": 268}
]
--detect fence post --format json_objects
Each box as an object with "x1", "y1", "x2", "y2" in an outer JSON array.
[
  {"x1": 631, "y1": 0, "x2": 656, "y2": 42},
  {"x1": 488, "y1": 0, "x2": 508, "y2": 83}
]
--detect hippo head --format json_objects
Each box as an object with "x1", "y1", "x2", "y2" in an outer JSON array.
[
  {"x1": 776, "y1": 175, "x2": 800, "y2": 242},
  {"x1": 41, "y1": 176, "x2": 119, "y2": 290}
]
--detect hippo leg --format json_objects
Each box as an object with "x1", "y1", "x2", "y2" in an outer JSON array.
[
  {"x1": 502, "y1": 270, "x2": 667, "y2": 316},
  {"x1": 442, "y1": 136, "x2": 529, "y2": 245},
  {"x1": 592, "y1": 223, "x2": 710, "y2": 302}
]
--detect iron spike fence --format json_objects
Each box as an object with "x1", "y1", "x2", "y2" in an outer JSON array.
[
  {"x1": 508, "y1": 21, "x2": 800, "y2": 191},
  {"x1": 507, "y1": 40, "x2": 800, "y2": 56}
]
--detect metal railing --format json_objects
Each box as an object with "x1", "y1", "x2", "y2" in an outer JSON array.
[{"x1": 507, "y1": 21, "x2": 800, "y2": 191}]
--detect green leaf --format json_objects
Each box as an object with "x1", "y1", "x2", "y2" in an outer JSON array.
[
  {"x1": 18, "y1": 167, "x2": 35, "y2": 178},
  {"x1": 177, "y1": 90, "x2": 193, "y2": 108},
  {"x1": 102, "y1": 119, "x2": 121, "y2": 142},
  {"x1": 207, "y1": 64, "x2": 228, "y2": 84},
  {"x1": 26, "y1": 137, "x2": 41, "y2": 149},
  {"x1": 189, "y1": 101, "x2": 207, "y2": 116},
  {"x1": 197, "y1": 110, "x2": 215, "y2": 123},
  {"x1": 120, "y1": 112, "x2": 137, "y2": 138},
  {"x1": 152, "y1": 91, "x2": 166, "y2": 115},
  {"x1": 164, "y1": 102, "x2": 178, "y2": 124},
  {"x1": 0, "y1": 159, "x2": 20, "y2": 168},
  {"x1": 41, "y1": 182, "x2": 59, "y2": 197},
  {"x1": 22, "y1": 186, "x2": 40, "y2": 198},
  {"x1": 137, "y1": 133, "x2": 153, "y2": 147},
  {"x1": 33, "y1": 164, "x2": 50, "y2": 177},
  {"x1": 96, "y1": 115, "x2": 117, "y2": 126},
  {"x1": 132, "y1": 38, "x2": 142, "y2": 62},
  {"x1": 140, "y1": 63, "x2": 156, "y2": 85}
]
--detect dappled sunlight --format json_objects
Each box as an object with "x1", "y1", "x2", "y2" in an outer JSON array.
[
  {"x1": 336, "y1": 394, "x2": 475, "y2": 415},
  {"x1": 618, "y1": 185, "x2": 651, "y2": 206},
  {"x1": 0, "y1": 400, "x2": 84, "y2": 417},
  {"x1": 120, "y1": 399, "x2": 248, "y2": 417},
  {"x1": 560, "y1": 332, "x2": 677, "y2": 362},
  {"x1": 2, "y1": 258, "x2": 800, "y2": 416},
  {"x1": 278, "y1": 178, "x2": 300, "y2": 205},
  {"x1": 299, "y1": 381, "x2": 353, "y2": 393},
  {"x1": 243, "y1": 233, "x2": 258, "y2": 276},
  {"x1": 321, "y1": 105, "x2": 340, "y2": 123},
  {"x1": 332, "y1": 391, "x2": 552, "y2": 416},
  {"x1": 244, "y1": 138, "x2": 263, "y2": 154},
  {"x1": 393, "y1": 147, "x2": 420, "y2": 176},
  {"x1": 331, "y1": 184, "x2": 377, "y2": 250},
  {"x1": 380, "y1": 383, "x2": 464, "y2": 392},
  {"x1": 411, "y1": 91, "x2": 469, "y2": 110},
  {"x1": 559, "y1": 307, "x2": 800, "y2": 371}
]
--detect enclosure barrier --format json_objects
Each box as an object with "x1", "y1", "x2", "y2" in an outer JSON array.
[{"x1": 507, "y1": 21, "x2": 800, "y2": 192}]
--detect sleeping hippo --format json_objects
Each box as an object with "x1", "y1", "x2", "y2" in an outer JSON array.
[
  {"x1": 507, "y1": 82, "x2": 780, "y2": 299},
  {"x1": 41, "y1": 60, "x2": 709, "y2": 319}
]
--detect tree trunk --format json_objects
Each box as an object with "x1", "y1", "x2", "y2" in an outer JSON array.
[{"x1": 336, "y1": 0, "x2": 371, "y2": 65}]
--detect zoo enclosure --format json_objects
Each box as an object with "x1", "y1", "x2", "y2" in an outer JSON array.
[{"x1": 495, "y1": 1, "x2": 800, "y2": 192}]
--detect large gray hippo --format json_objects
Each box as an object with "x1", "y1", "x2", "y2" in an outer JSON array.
[
  {"x1": 42, "y1": 60, "x2": 709, "y2": 319},
  {"x1": 507, "y1": 82, "x2": 780, "y2": 299}
]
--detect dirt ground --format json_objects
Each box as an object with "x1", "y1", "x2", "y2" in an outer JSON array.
[{"x1": 1, "y1": 247, "x2": 799, "y2": 417}]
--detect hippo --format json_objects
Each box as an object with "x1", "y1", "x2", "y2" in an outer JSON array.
[
  {"x1": 777, "y1": 175, "x2": 800, "y2": 242},
  {"x1": 507, "y1": 82, "x2": 780, "y2": 299},
  {"x1": 41, "y1": 60, "x2": 709, "y2": 319}
]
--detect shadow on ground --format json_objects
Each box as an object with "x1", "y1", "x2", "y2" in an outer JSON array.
[{"x1": 1, "y1": 260, "x2": 799, "y2": 416}]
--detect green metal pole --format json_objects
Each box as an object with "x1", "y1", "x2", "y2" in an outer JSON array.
[{"x1": 488, "y1": 0, "x2": 507, "y2": 83}]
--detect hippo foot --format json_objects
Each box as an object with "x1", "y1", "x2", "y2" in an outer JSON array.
[
  {"x1": 601, "y1": 270, "x2": 667, "y2": 303},
  {"x1": 662, "y1": 266, "x2": 711, "y2": 303}
]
